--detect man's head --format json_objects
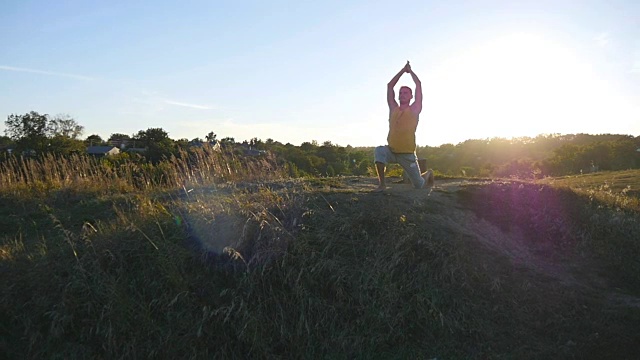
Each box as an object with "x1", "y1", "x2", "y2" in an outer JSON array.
[{"x1": 398, "y1": 86, "x2": 413, "y2": 105}]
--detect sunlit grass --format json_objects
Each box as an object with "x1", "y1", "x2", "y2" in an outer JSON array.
[
  {"x1": 1, "y1": 155, "x2": 639, "y2": 358},
  {"x1": 0, "y1": 146, "x2": 286, "y2": 198},
  {"x1": 537, "y1": 169, "x2": 640, "y2": 211}
]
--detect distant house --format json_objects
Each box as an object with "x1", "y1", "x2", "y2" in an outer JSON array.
[
  {"x1": 108, "y1": 139, "x2": 130, "y2": 149},
  {"x1": 236, "y1": 143, "x2": 266, "y2": 156},
  {"x1": 189, "y1": 140, "x2": 221, "y2": 151},
  {"x1": 125, "y1": 147, "x2": 147, "y2": 154},
  {"x1": 87, "y1": 146, "x2": 120, "y2": 157}
]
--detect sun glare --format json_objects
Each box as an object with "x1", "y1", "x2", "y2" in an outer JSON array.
[{"x1": 425, "y1": 32, "x2": 623, "y2": 142}]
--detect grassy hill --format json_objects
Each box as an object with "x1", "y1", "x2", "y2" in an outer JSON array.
[{"x1": 1, "y1": 157, "x2": 639, "y2": 359}]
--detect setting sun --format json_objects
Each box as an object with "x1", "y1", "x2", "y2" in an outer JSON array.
[{"x1": 423, "y1": 32, "x2": 634, "y2": 143}]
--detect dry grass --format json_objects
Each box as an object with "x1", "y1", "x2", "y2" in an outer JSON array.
[
  {"x1": 537, "y1": 169, "x2": 640, "y2": 212},
  {"x1": 0, "y1": 146, "x2": 286, "y2": 198},
  {"x1": 1, "y1": 154, "x2": 639, "y2": 359}
]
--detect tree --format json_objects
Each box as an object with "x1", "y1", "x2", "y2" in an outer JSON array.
[
  {"x1": 109, "y1": 133, "x2": 131, "y2": 141},
  {"x1": 0, "y1": 135, "x2": 13, "y2": 147},
  {"x1": 610, "y1": 138, "x2": 638, "y2": 170},
  {"x1": 85, "y1": 134, "x2": 105, "y2": 146},
  {"x1": 135, "y1": 127, "x2": 175, "y2": 163},
  {"x1": 135, "y1": 128, "x2": 170, "y2": 147},
  {"x1": 48, "y1": 135, "x2": 85, "y2": 155},
  {"x1": 46, "y1": 114, "x2": 85, "y2": 155},
  {"x1": 205, "y1": 131, "x2": 217, "y2": 143},
  {"x1": 4, "y1": 111, "x2": 88, "y2": 155},
  {"x1": 300, "y1": 141, "x2": 317, "y2": 152},
  {"x1": 108, "y1": 133, "x2": 132, "y2": 148},
  {"x1": 249, "y1": 137, "x2": 263, "y2": 149},
  {"x1": 174, "y1": 138, "x2": 190, "y2": 149},
  {"x1": 4, "y1": 111, "x2": 49, "y2": 154},
  {"x1": 48, "y1": 114, "x2": 84, "y2": 139},
  {"x1": 219, "y1": 137, "x2": 235, "y2": 148}
]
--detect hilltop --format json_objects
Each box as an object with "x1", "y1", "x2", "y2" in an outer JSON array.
[{"x1": 1, "y1": 173, "x2": 640, "y2": 359}]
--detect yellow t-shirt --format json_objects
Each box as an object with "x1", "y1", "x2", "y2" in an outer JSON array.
[{"x1": 387, "y1": 107, "x2": 419, "y2": 153}]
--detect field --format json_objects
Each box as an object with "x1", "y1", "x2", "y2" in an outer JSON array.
[
  {"x1": 1, "y1": 153, "x2": 639, "y2": 359},
  {"x1": 537, "y1": 169, "x2": 640, "y2": 211}
]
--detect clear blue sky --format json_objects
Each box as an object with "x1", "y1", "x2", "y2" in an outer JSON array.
[{"x1": 1, "y1": 0, "x2": 639, "y2": 146}]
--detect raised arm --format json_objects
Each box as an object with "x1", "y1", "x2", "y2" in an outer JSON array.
[
  {"x1": 387, "y1": 62, "x2": 410, "y2": 110},
  {"x1": 408, "y1": 67, "x2": 423, "y2": 115}
]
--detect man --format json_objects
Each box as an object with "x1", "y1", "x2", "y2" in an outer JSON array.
[{"x1": 374, "y1": 61, "x2": 434, "y2": 192}]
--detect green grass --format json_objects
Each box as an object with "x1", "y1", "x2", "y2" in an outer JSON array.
[
  {"x1": 537, "y1": 169, "x2": 640, "y2": 211},
  {"x1": 1, "y1": 155, "x2": 639, "y2": 359}
]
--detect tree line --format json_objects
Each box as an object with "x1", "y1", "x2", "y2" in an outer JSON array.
[
  {"x1": 416, "y1": 134, "x2": 640, "y2": 178},
  {"x1": 2, "y1": 111, "x2": 639, "y2": 178}
]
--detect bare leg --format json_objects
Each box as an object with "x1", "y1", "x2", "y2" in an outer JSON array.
[{"x1": 374, "y1": 161, "x2": 386, "y2": 192}]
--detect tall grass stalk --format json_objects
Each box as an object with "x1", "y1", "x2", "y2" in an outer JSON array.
[
  {"x1": 2, "y1": 156, "x2": 640, "y2": 358},
  {"x1": 0, "y1": 146, "x2": 285, "y2": 197}
]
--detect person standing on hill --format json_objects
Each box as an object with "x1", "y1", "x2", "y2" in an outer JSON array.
[{"x1": 374, "y1": 61, "x2": 434, "y2": 192}]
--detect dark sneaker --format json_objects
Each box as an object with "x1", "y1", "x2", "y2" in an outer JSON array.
[{"x1": 423, "y1": 170, "x2": 434, "y2": 188}]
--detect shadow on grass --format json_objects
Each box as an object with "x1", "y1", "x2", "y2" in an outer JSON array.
[{"x1": 2, "y1": 180, "x2": 640, "y2": 359}]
